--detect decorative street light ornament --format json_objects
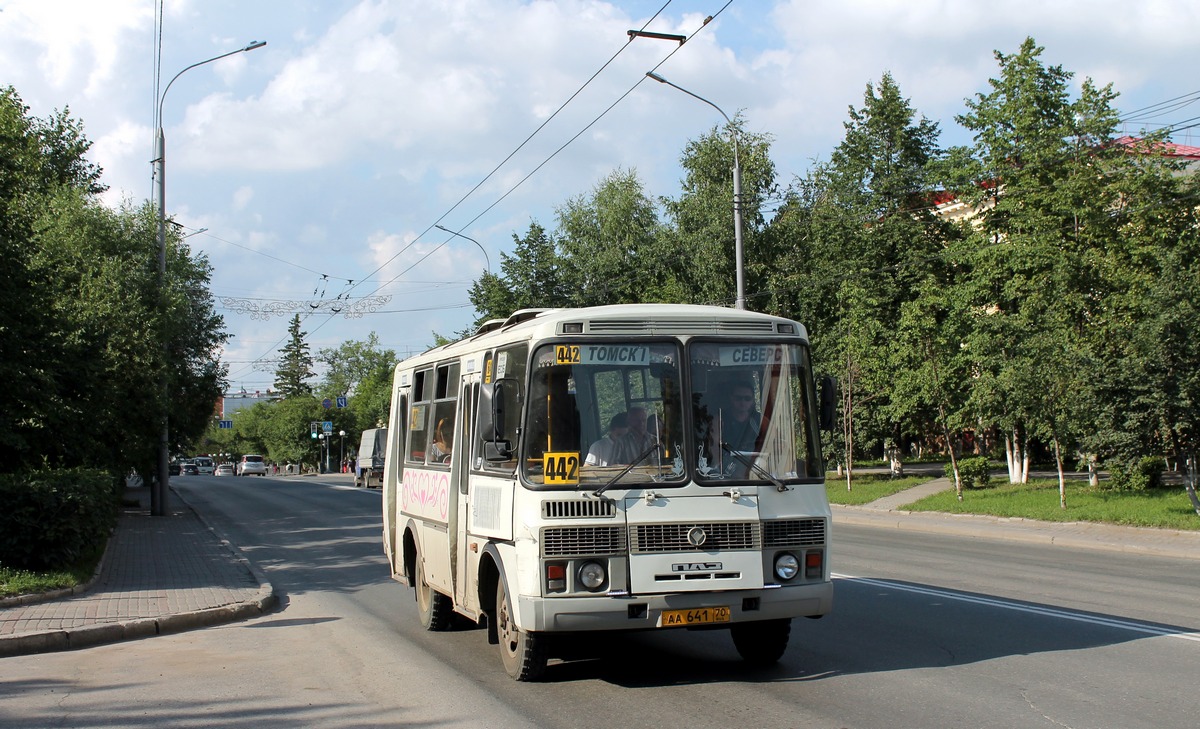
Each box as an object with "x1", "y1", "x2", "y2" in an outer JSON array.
[{"x1": 221, "y1": 294, "x2": 392, "y2": 320}]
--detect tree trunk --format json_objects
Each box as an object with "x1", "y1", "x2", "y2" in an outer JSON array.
[
  {"x1": 939, "y1": 404, "x2": 963, "y2": 501},
  {"x1": 1021, "y1": 432, "x2": 1031, "y2": 484},
  {"x1": 843, "y1": 352, "x2": 854, "y2": 492},
  {"x1": 1185, "y1": 454, "x2": 1200, "y2": 517},
  {"x1": 1005, "y1": 429, "x2": 1020, "y2": 483},
  {"x1": 1053, "y1": 435, "x2": 1066, "y2": 509}
]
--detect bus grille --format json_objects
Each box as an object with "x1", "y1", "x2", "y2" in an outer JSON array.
[
  {"x1": 542, "y1": 526, "x2": 627, "y2": 557},
  {"x1": 542, "y1": 499, "x2": 616, "y2": 519},
  {"x1": 630, "y1": 522, "x2": 760, "y2": 553},
  {"x1": 763, "y1": 518, "x2": 826, "y2": 547}
]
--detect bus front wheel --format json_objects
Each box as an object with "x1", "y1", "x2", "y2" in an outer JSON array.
[
  {"x1": 496, "y1": 578, "x2": 547, "y2": 681},
  {"x1": 731, "y1": 618, "x2": 791, "y2": 665},
  {"x1": 415, "y1": 552, "x2": 451, "y2": 631}
]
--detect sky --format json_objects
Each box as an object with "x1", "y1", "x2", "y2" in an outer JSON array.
[{"x1": 3, "y1": 0, "x2": 1198, "y2": 393}]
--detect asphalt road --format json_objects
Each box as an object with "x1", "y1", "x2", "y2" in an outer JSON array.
[{"x1": 2, "y1": 475, "x2": 1197, "y2": 729}]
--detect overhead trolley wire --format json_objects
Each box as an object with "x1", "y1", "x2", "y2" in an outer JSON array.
[{"x1": 229, "y1": 0, "x2": 742, "y2": 379}]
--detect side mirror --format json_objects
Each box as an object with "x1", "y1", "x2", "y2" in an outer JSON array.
[
  {"x1": 818, "y1": 375, "x2": 837, "y2": 432},
  {"x1": 478, "y1": 379, "x2": 514, "y2": 460}
]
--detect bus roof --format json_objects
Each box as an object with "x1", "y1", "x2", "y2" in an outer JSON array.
[{"x1": 398, "y1": 304, "x2": 809, "y2": 372}]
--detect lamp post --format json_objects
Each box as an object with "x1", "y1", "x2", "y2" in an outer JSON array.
[
  {"x1": 339, "y1": 430, "x2": 346, "y2": 472},
  {"x1": 434, "y1": 225, "x2": 492, "y2": 274},
  {"x1": 152, "y1": 40, "x2": 265, "y2": 516},
  {"x1": 645, "y1": 71, "x2": 746, "y2": 310}
]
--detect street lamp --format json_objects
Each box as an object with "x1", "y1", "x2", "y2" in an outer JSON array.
[
  {"x1": 434, "y1": 225, "x2": 492, "y2": 274},
  {"x1": 645, "y1": 71, "x2": 746, "y2": 310},
  {"x1": 339, "y1": 430, "x2": 346, "y2": 472},
  {"x1": 152, "y1": 40, "x2": 265, "y2": 516}
]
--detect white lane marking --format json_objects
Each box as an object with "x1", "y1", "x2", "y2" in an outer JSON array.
[{"x1": 833, "y1": 572, "x2": 1200, "y2": 644}]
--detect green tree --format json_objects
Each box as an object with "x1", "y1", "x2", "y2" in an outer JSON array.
[
  {"x1": 468, "y1": 221, "x2": 571, "y2": 325},
  {"x1": 317, "y1": 333, "x2": 397, "y2": 431},
  {"x1": 1, "y1": 87, "x2": 224, "y2": 477},
  {"x1": 950, "y1": 37, "x2": 1144, "y2": 485},
  {"x1": 556, "y1": 168, "x2": 670, "y2": 305},
  {"x1": 769, "y1": 74, "x2": 950, "y2": 476},
  {"x1": 662, "y1": 117, "x2": 776, "y2": 307},
  {"x1": 274, "y1": 314, "x2": 315, "y2": 398}
]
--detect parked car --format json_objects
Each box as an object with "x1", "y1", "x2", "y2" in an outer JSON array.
[
  {"x1": 181, "y1": 461, "x2": 199, "y2": 475},
  {"x1": 169, "y1": 462, "x2": 182, "y2": 476},
  {"x1": 193, "y1": 456, "x2": 215, "y2": 475},
  {"x1": 237, "y1": 454, "x2": 268, "y2": 476},
  {"x1": 215, "y1": 463, "x2": 234, "y2": 476}
]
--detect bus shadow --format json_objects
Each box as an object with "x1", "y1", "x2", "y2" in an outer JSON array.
[{"x1": 540, "y1": 576, "x2": 1198, "y2": 687}]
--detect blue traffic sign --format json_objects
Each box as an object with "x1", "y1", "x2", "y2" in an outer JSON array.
[
  {"x1": 336, "y1": 396, "x2": 347, "y2": 408},
  {"x1": 323, "y1": 421, "x2": 333, "y2": 434},
  {"x1": 322, "y1": 398, "x2": 333, "y2": 409},
  {"x1": 218, "y1": 420, "x2": 233, "y2": 430}
]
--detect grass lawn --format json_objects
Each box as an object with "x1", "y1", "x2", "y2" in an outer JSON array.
[
  {"x1": 825, "y1": 472, "x2": 938, "y2": 506},
  {"x1": 0, "y1": 544, "x2": 105, "y2": 599},
  {"x1": 906, "y1": 478, "x2": 1200, "y2": 531}
]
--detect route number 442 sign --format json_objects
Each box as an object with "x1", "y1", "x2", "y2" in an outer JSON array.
[{"x1": 542, "y1": 452, "x2": 580, "y2": 485}]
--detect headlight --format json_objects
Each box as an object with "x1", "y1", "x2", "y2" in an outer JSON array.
[
  {"x1": 578, "y1": 560, "x2": 606, "y2": 591},
  {"x1": 774, "y1": 553, "x2": 799, "y2": 581}
]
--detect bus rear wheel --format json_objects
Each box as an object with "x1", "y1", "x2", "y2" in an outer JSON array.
[
  {"x1": 496, "y1": 578, "x2": 547, "y2": 681},
  {"x1": 415, "y1": 552, "x2": 451, "y2": 631},
  {"x1": 731, "y1": 618, "x2": 791, "y2": 666}
]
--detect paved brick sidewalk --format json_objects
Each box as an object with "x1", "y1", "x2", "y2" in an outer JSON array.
[{"x1": 0, "y1": 487, "x2": 274, "y2": 657}]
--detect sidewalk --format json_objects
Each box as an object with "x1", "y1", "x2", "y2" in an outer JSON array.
[
  {"x1": 0, "y1": 483, "x2": 276, "y2": 658},
  {"x1": 2, "y1": 474, "x2": 1197, "y2": 658}
]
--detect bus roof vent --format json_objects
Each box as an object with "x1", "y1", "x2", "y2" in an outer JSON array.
[
  {"x1": 502, "y1": 309, "x2": 550, "y2": 329},
  {"x1": 587, "y1": 318, "x2": 775, "y2": 334},
  {"x1": 474, "y1": 318, "x2": 507, "y2": 336}
]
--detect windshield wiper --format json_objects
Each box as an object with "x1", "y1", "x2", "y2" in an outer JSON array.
[
  {"x1": 721, "y1": 442, "x2": 789, "y2": 492},
  {"x1": 592, "y1": 439, "x2": 660, "y2": 497}
]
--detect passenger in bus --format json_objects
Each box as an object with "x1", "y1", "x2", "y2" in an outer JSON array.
[
  {"x1": 584, "y1": 412, "x2": 628, "y2": 466},
  {"x1": 721, "y1": 381, "x2": 761, "y2": 453},
  {"x1": 616, "y1": 406, "x2": 657, "y2": 463},
  {"x1": 430, "y1": 417, "x2": 454, "y2": 463}
]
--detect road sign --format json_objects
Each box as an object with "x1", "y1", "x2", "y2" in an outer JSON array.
[
  {"x1": 336, "y1": 396, "x2": 347, "y2": 408},
  {"x1": 323, "y1": 421, "x2": 333, "y2": 434},
  {"x1": 322, "y1": 398, "x2": 333, "y2": 409},
  {"x1": 218, "y1": 420, "x2": 233, "y2": 430}
]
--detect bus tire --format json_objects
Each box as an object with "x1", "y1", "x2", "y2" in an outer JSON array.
[
  {"x1": 415, "y1": 551, "x2": 451, "y2": 631},
  {"x1": 496, "y1": 578, "x2": 547, "y2": 681},
  {"x1": 731, "y1": 618, "x2": 791, "y2": 666}
]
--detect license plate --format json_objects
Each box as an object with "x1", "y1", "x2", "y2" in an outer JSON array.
[{"x1": 660, "y1": 606, "x2": 731, "y2": 627}]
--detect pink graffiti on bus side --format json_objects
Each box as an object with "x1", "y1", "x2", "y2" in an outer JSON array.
[{"x1": 401, "y1": 469, "x2": 450, "y2": 520}]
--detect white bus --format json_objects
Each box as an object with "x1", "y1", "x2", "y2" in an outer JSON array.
[{"x1": 381, "y1": 304, "x2": 836, "y2": 680}]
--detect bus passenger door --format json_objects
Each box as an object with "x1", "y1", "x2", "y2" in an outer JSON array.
[{"x1": 452, "y1": 375, "x2": 479, "y2": 616}]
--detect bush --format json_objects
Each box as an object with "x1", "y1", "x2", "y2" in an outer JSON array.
[
  {"x1": 947, "y1": 456, "x2": 992, "y2": 489},
  {"x1": 1104, "y1": 457, "x2": 1166, "y2": 492},
  {"x1": 0, "y1": 469, "x2": 119, "y2": 571}
]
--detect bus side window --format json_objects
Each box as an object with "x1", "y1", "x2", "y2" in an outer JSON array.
[
  {"x1": 407, "y1": 369, "x2": 430, "y2": 463},
  {"x1": 427, "y1": 362, "x2": 459, "y2": 466}
]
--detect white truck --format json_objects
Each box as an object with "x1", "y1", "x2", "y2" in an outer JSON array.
[{"x1": 355, "y1": 428, "x2": 387, "y2": 488}]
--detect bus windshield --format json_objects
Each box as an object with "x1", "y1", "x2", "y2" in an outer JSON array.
[
  {"x1": 520, "y1": 338, "x2": 822, "y2": 489},
  {"x1": 522, "y1": 342, "x2": 685, "y2": 488},
  {"x1": 689, "y1": 341, "x2": 823, "y2": 483}
]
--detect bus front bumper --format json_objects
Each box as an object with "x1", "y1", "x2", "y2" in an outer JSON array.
[{"x1": 518, "y1": 581, "x2": 833, "y2": 633}]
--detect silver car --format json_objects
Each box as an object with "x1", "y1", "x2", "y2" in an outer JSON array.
[{"x1": 237, "y1": 454, "x2": 268, "y2": 476}]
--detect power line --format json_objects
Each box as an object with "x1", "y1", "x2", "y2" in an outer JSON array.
[{"x1": 227, "y1": 1, "x2": 736, "y2": 380}]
